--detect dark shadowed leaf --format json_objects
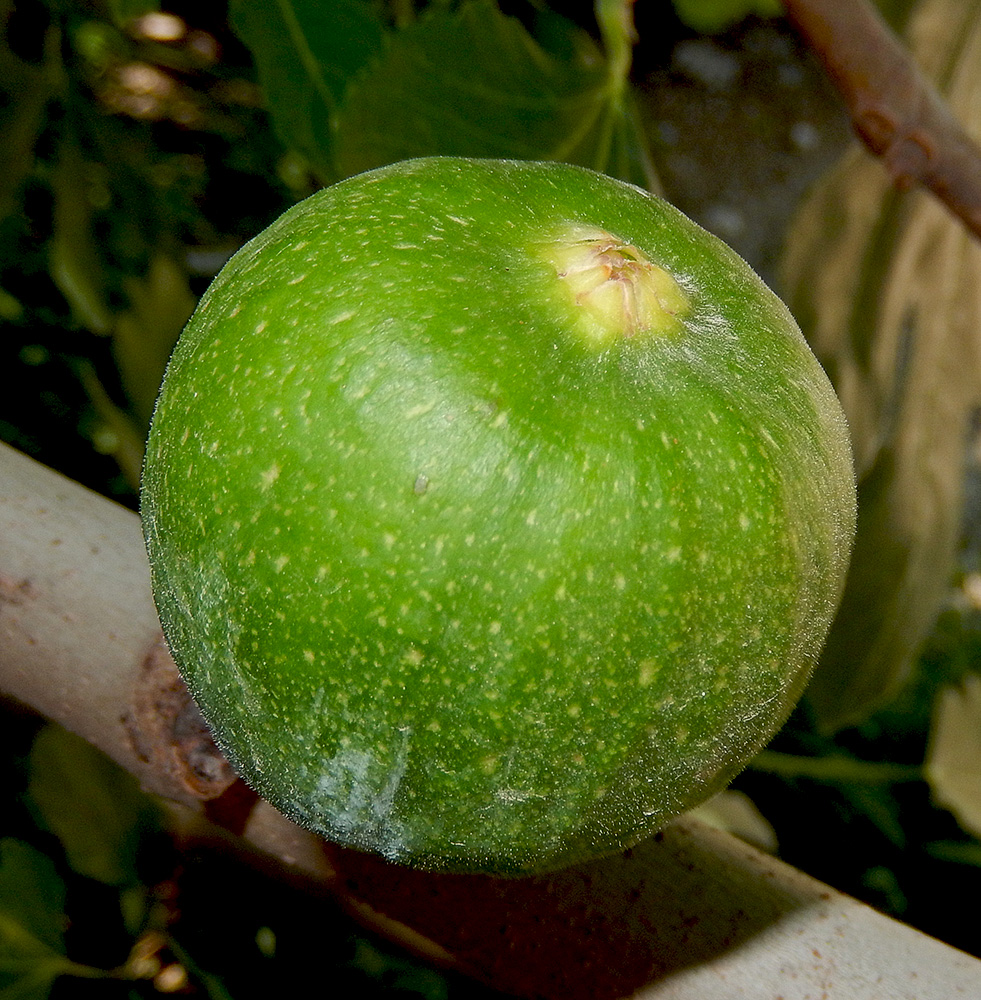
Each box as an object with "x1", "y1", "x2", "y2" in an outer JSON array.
[
  {"x1": 333, "y1": 0, "x2": 610, "y2": 177},
  {"x1": 230, "y1": 0, "x2": 658, "y2": 189},
  {"x1": 0, "y1": 839, "x2": 67, "y2": 1000},
  {"x1": 229, "y1": 0, "x2": 385, "y2": 178},
  {"x1": 0, "y1": 1, "x2": 55, "y2": 222},
  {"x1": 105, "y1": 0, "x2": 159, "y2": 28},
  {"x1": 27, "y1": 726, "x2": 158, "y2": 888},
  {"x1": 0, "y1": 841, "x2": 65, "y2": 955}
]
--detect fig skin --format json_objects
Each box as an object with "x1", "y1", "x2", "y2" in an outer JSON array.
[{"x1": 141, "y1": 157, "x2": 855, "y2": 875}]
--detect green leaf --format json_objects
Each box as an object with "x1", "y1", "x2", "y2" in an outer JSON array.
[
  {"x1": 0, "y1": 839, "x2": 67, "y2": 1000},
  {"x1": 27, "y1": 727, "x2": 157, "y2": 888},
  {"x1": 229, "y1": 0, "x2": 386, "y2": 178},
  {"x1": 0, "y1": 841, "x2": 65, "y2": 956},
  {"x1": 50, "y1": 141, "x2": 113, "y2": 335},
  {"x1": 0, "y1": 286, "x2": 23, "y2": 321},
  {"x1": 926, "y1": 839, "x2": 981, "y2": 866},
  {"x1": 232, "y1": 0, "x2": 658, "y2": 189},
  {"x1": 348, "y1": 937, "x2": 449, "y2": 1000},
  {"x1": 112, "y1": 253, "x2": 196, "y2": 430},
  {"x1": 334, "y1": 0, "x2": 610, "y2": 177},
  {"x1": 672, "y1": 0, "x2": 783, "y2": 34}
]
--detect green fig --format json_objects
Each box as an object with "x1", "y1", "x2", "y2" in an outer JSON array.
[{"x1": 141, "y1": 157, "x2": 855, "y2": 874}]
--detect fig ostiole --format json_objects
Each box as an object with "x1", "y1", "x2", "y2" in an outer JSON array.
[{"x1": 141, "y1": 157, "x2": 855, "y2": 875}]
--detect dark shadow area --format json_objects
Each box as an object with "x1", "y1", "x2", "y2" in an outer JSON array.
[{"x1": 326, "y1": 820, "x2": 812, "y2": 1000}]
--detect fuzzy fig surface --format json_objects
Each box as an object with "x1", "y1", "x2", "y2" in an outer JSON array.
[{"x1": 141, "y1": 157, "x2": 855, "y2": 874}]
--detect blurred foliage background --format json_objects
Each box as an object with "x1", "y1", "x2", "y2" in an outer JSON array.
[
  {"x1": 0, "y1": 0, "x2": 300, "y2": 504},
  {"x1": 3, "y1": 0, "x2": 981, "y2": 996}
]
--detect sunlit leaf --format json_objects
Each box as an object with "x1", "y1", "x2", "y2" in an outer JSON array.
[
  {"x1": 27, "y1": 726, "x2": 158, "y2": 888},
  {"x1": 781, "y1": 0, "x2": 981, "y2": 730},
  {"x1": 229, "y1": 0, "x2": 385, "y2": 178},
  {"x1": 0, "y1": 839, "x2": 67, "y2": 1000},
  {"x1": 334, "y1": 0, "x2": 609, "y2": 177},
  {"x1": 925, "y1": 673, "x2": 981, "y2": 839}
]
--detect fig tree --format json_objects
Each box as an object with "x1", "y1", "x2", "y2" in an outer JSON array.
[{"x1": 141, "y1": 157, "x2": 855, "y2": 874}]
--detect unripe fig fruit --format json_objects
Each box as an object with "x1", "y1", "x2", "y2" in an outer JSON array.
[{"x1": 141, "y1": 157, "x2": 855, "y2": 874}]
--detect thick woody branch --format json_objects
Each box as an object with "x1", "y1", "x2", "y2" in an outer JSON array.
[
  {"x1": 784, "y1": 0, "x2": 981, "y2": 238},
  {"x1": 2, "y1": 441, "x2": 980, "y2": 999}
]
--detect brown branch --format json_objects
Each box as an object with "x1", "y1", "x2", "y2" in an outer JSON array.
[
  {"x1": 3, "y1": 440, "x2": 981, "y2": 998},
  {"x1": 784, "y1": 0, "x2": 981, "y2": 239}
]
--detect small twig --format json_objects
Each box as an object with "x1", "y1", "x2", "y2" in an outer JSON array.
[
  {"x1": 784, "y1": 0, "x2": 981, "y2": 239},
  {"x1": 751, "y1": 749, "x2": 923, "y2": 785}
]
